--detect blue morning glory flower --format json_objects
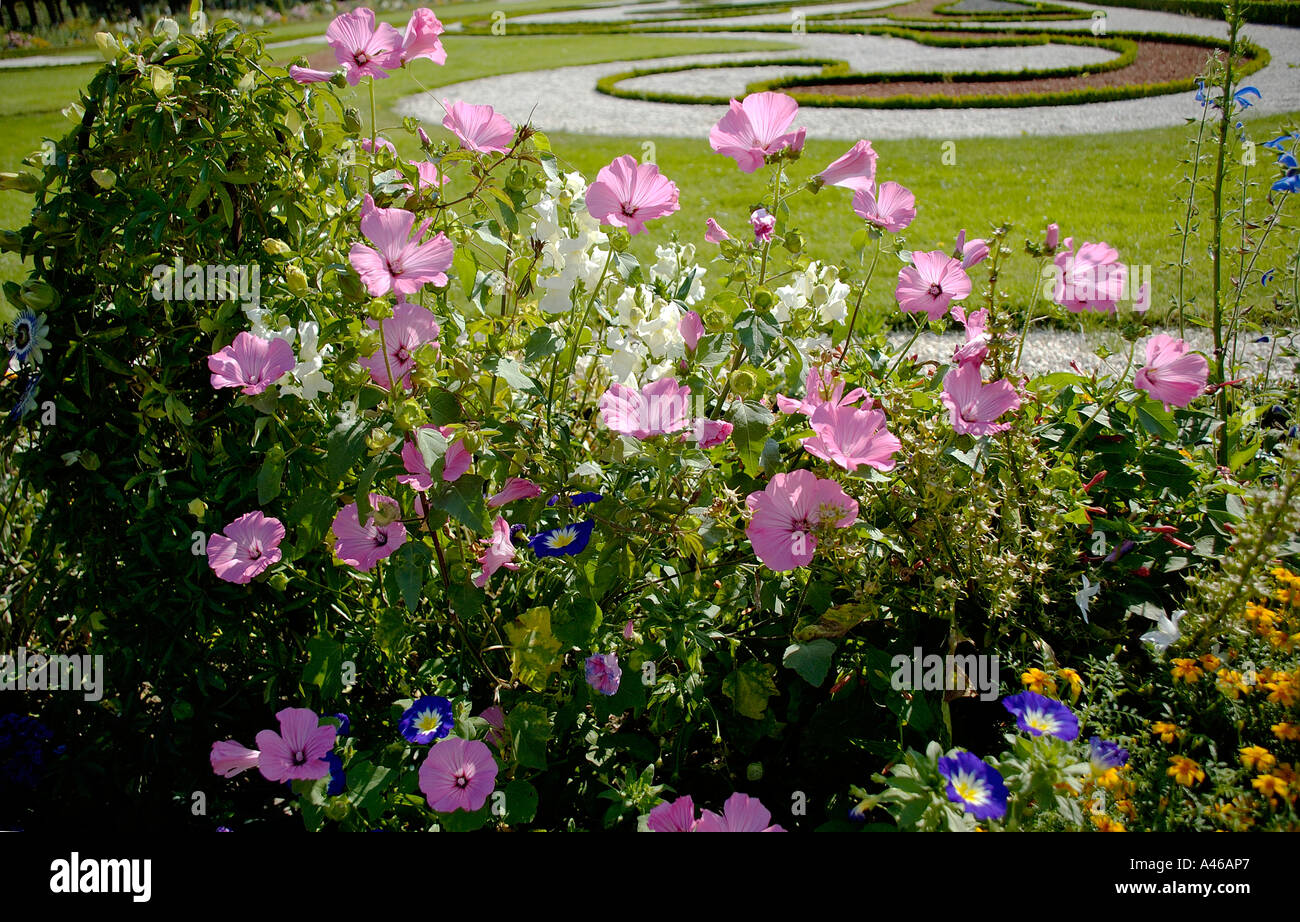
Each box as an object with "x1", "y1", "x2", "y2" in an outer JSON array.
[
  {"x1": 545, "y1": 492, "x2": 603, "y2": 507},
  {"x1": 529, "y1": 519, "x2": 595, "y2": 557},
  {"x1": 1002, "y1": 690, "x2": 1080, "y2": 741},
  {"x1": 1088, "y1": 736, "x2": 1130, "y2": 773},
  {"x1": 325, "y1": 751, "x2": 346, "y2": 796},
  {"x1": 1233, "y1": 86, "x2": 1261, "y2": 110},
  {"x1": 398, "y1": 695, "x2": 454, "y2": 745},
  {"x1": 1273, "y1": 152, "x2": 1300, "y2": 193},
  {"x1": 1261, "y1": 269, "x2": 1275, "y2": 287},
  {"x1": 332, "y1": 712, "x2": 350, "y2": 736},
  {"x1": 937, "y1": 751, "x2": 1009, "y2": 821}
]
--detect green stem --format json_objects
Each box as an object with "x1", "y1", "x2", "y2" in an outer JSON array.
[
  {"x1": 1210, "y1": 4, "x2": 1242, "y2": 468},
  {"x1": 836, "y1": 236, "x2": 882, "y2": 369},
  {"x1": 1060, "y1": 342, "x2": 1137, "y2": 458}
]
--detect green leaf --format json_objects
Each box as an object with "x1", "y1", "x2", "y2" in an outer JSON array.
[
  {"x1": 346, "y1": 761, "x2": 394, "y2": 818},
  {"x1": 425, "y1": 388, "x2": 461, "y2": 426},
  {"x1": 1134, "y1": 398, "x2": 1178, "y2": 442},
  {"x1": 722, "y1": 660, "x2": 778, "y2": 720},
  {"x1": 388, "y1": 541, "x2": 433, "y2": 610},
  {"x1": 524, "y1": 327, "x2": 563, "y2": 363},
  {"x1": 438, "y1": 802, "x2": 492, "y2": 832},
  {"x1": 326, "y1": 420, "x2": 370, "y2": 484},
  {"x1": 431, "y1": 474, "x2": 491, "y2": 534},
  {"x1": 505, "y1": 608, "x2": 563, "y2": 692},
  {"x1": 302, "y1": 635, "x2": 344, "y2": 700},
  {"x1": 505, "y1": 701, "x2": 553, "y2": 769},
  {"x1": 734, "y1": 308, "x2": 780, "y2": 361},
  {"x1": 502, "y1": 778, "x2": 539, "y2": 824},
  {"x1": 453, "y1": 247, "x2": 477, "y2": 299},
  {"x1": 256, "y1": 446, "x2": 285, "y2": 505},
  {"x1": 488, "y1": 356, "x2": 539, "y2": 395},
  {"x1": 552, "y1": 596, "x2": 602, "y2": 648},
  {"x1": 783, "y1": 639, "x2": 836, "y2": 687},
  {"x1": 729, "y1": 400, "x2": 773, "y2": 475},
  {"x1": 415, "y1": 426, "x2": 448, "y2": 473}
]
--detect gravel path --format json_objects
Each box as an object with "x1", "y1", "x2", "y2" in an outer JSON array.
[
  {"x1": 398, "y1": 1, "x2": 1300, "y2": 139},
  {"x1": 886, "y1": 328, "x2": 1299, "y2": 379}
]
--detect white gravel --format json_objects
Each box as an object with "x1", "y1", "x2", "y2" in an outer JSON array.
[
  {"x1": 396, "y1": 0, "x2": 1300, "y2": 139},
  {"x1": 886, "y1": 328, "x2": 1300, "y2": 379}
]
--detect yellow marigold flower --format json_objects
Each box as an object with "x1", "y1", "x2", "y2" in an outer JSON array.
[
  {"x1": 1115, "y1": 798, "x2": 1136, "y2": 819},
  {"x1": 1168, "y1": 755, "x2": 1205, "y2": 787},
  {"x1": 1240, "y1": 745, "x2": 1276, "y2": 773},
  {"x1": 1251, "y1": 774, "x2": 1289, "y2": 799},
  {"x1": 1171, "y1": 658, "x2": 1203, "y2": 683},
  {"x1": 1213, "y1": 801, "x2": 1236, "y2": 825},
  {"x1": 1199, "y1": 653, "x2": 1222, "y2": 671},
  {"x1": 1095, "y1": 767, "x2": 1124, "y2": 790},
  {"x1": 1021, "y1": 668, "x2": 1056, "y2": 695},
  {"x1": 1152, "y1": 721, "x2": 1180, "y2": 743},
  {"x1": 1216, "y1": 668, "x2": 1250, "y2": 698},
  {"x1": 1269, "y1": 630, "x2": 1293, "y2": 650},
  {"x1": 1270, "y1": 566, "x2": 1297, "y2": 584},
  {"x1": 1091, "y1": 814, "x2": 1125, "y2": 832},
  {"x1": 1273, "y1": 722, "x2": 1300, "y2": 742},
  {"x1": 1059, "y1": 667, "x2": 1083, "y2": 692},
  {"x1": 1264, "y1": 675, "x2": 1299, "y2": 707},
  {"x1": 1275, "y1": 763, "x2": 1296, "y2": 787}
]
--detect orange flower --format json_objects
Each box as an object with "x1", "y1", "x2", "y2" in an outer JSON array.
[
  {"x1": 1240, "y1": 745, "x2": 1276, "y2": 773},
  {"x1": 1251, "y1": 774, "x2": 1289, "y2": 800},
  {"x1": 1171, "y1": 658, "x2": 1202, "y2": 683},
  {"x1": 1021, "y1": 668, "x2": 1056, "y2": 695},
  {"x1": 1152, "y1": 721, "x2": 1180, "y2": 744},
  {"x1": 1167, "y1": 755, "x2": 1205, "y2": 787},
  {"x1": 1090, "y1": 814, "x2": 1125, "y2": 832},
  {"x1": 1272, "y1": 722, "x2": 1300, "y2": 742},
  {"x1": 1199, "y1": 653, "x2": 1222, "y2": 671}
]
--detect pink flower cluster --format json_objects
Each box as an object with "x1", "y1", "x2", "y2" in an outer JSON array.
[
  {"x1": 290, "y1": 7, "x2": 447, "y2": 86},
  {"x1": 597, "y1": 377, "x2": 732, "y2": 448},
  {"x1": 211, "y1": 707, "x2": 338, "y2": 783},
  {"x1": 646, "y1": 792, "x2": 786, "y2": 832}
]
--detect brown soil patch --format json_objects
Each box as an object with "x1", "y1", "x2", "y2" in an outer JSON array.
[
  {"x1": 883, "y1": 0, "x2": 1079, "y2": 19},
  {"x1": 792, "y1": 40, "x2": 1221, "y2": 99}
]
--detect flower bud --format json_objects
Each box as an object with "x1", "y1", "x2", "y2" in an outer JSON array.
[
  {"x1": 1045, "y1": 223, "x2": 1060, "y2": 252},
  {"x1": 752, "y1": 287, "x2": 774, "y2": 310},
  {"x1": 91, "y1": 169, "x2": 116, "y2": 189},
  {"x1": 21, "y1": 280, "x2": 58, "y2": 310},
  {"x1": 417, "y1": 127, "x2": 432, "y2": 149},
  {"x1": 0, "y1": 230, "x2": 24, "y2": 253},
  {"x1": 367, "y1": 298, "x2": 393, "y2": 321},
  {"x1": 394, "y1": 400, "x2": 427, "y2": 431},
  {"x1": 343, "y1": 108, "x2": 362, "y2": 135},
  {"x1": 94, "y1": 32, "x2": 121, "y2": 61},
  {"x1": 783, "y1": 231, "x2": 803, "y2": 253},
  {"x1": 285, "y1": 264, "x2": 309, "y2": 294},
  {"x1": 607, "y1": 228, "x2": 631, "y2": 253},
  {"x1": 187, "y1": 498, "x2": 207, "y2": 520},
  {"x1": 268, "y1": 571, "x2": 290, "y2": 592},
  {"x1": 330, "y1": 72, "x2": 349, "y2": 89},
  {"x1": 730, "y1": 368, "x2": 757, "y2": 397},
  {"x1": 262, "y1": 238, "x2": 291, "y2": 257},
  {"x1": 0, "y1": 172, "x2": 40, "y2": 194}
]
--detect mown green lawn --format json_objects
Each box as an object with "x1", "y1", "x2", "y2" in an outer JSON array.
[{"x1": 1, "y1": 23, "x2": 1296, "y2": 329}]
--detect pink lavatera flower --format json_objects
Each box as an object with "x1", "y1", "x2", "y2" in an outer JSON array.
[
  {"x1": 598, "y1": 377, "x2": 691, "y2": 439},
  {"x1": 688, "y1": 417, "x2": 733, "y2": 449},
  {"x1": 750, "y1": 207, "x2": 776, "y2": 245},
  {"x1": 954, "y1": 230, "x2": 989, "y2": 269},
  {"x1": 1052, "y1": 238, "x2": 1126, "y2": 314},
  {"x1": 254, "y1": 707, "x2": 338, "y2": 783},
  {"x1": 442, "y1": 100, "x2": 514, "y2": 154},
  {"x1": 696, "y1": 793, "x2": 786, "y2": 832},
  {"x1": 208, "y1": 332, "x2": 296, "y2": 395},
  {"x1": 586, "y1": 155, "x2": 680, "y2": 236},
  {"x1": 359, "y1": 300, "x2": 440, "y2": 390},
  {"x1": 410, "y1": 160, "x2": 450, "y2": 191},
  {"x1": 1135, "y1": 334, "x2": 1209, "y2": 410},
  {"x1": 776, "y1": 367, "x2": 871, "y2": 418},
  {"x1": 326, "y1": 8, "x2": 402, "y2": 85},
  {"x1": 647, "y1": 795, "x2": 698, "y2": 832},
  {"x1": 585, "y1": 652, "x2": 622, "y2": 696},
  {"x1": 207, "y1": 510, "x2": 285, "y2": 585},
  {"x1": 488, "y1": 477, "x2": 542, "y2": 508},
  {"x1": 349, "y1": 194, "x2": 454, "y2": 300},
  {"x1": 709, "y1": 91, "x2": 806, "y2": 173},
  {"x1": 951, "y1": 306, "x2": 989, "y2": 369},
  {"x1": 419, "y1": 737, "x2": 499, "y2": 813},
  {"x1": 896, "y1": 250, "x2": 971, "y2": 322},
  {"x1": 852, "y1": 181, "x2": 916, "y2": 233},
  {"x1": 473, "y1": 515, "x2": 520, "y2": 588},
  {"x1": 289, "y1": 65, "x2": 335, "y2": 84},
  {"x1": 400, "y1": 8, "x2": 446, "y2": 66},
  {"x1": 818, "y1": 139, "x2": 877, "y2": 192},
  {"x1": 745, "y1": 468, "x2": 858, "y2": 572},
  {"x1": 941, "y1": 363, "x2": 1021, "y2": 437},
  {"x1": 332, "y1": 494, "x2": 407, "y2": 571},
  {"x1": 679, "y1": 310, "x2": 705, "y2": 351},
  {"x1": 704, "y1": 218, "x2": 731, "y2": 243},
  {"x1": 803, "y1": 402, "x2": 901, "y2": 474},
  {"x1": 210, "y1": 740, "x2": 260, "y2": 778},
  {"x1": 360, "y1": 135, "x2": 397, "y2": 156},
  {"x1": 399, "y1": 426, "x2": 472, "y2": 490}
]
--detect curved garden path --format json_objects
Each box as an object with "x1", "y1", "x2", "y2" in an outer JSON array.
[{"x1": 395, "y1": 0, "x2": 1300, "y2": 138}]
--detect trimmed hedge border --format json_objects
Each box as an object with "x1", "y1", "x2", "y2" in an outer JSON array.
[
  {"x1": 1067, "y1": 0, "x2": 1300, "y2": 26},
  {"x1": 592, "y1": 27, "x2": 1268, "y2": 109}
]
